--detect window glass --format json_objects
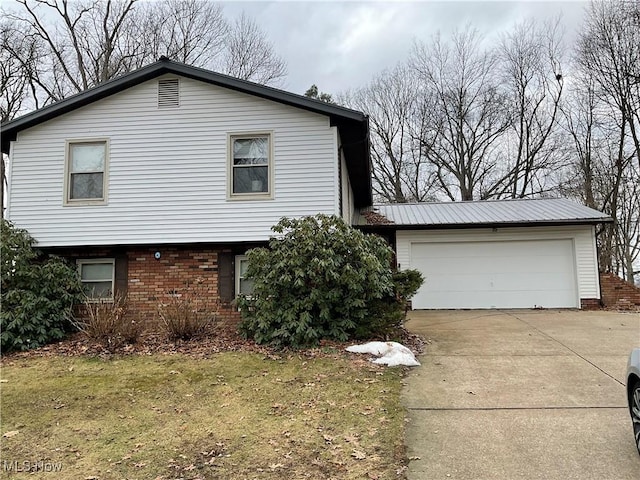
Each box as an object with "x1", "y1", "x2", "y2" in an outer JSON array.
[
  {"x1": 237, "y1": 257, "x2": 254, "y2": 295},
  {"x1": 71, "y1": 173, "x2": 104, "y2": 199},
  {"x1": 233, "y1": 166, "x2": 268, "y2": 194},
  {"x1": 69, "y1": 142, "x2": 106, "y2": 200},
  {"x1": 239, "y1": 277, "x2": 255, "y2": 295},
  {"x1": 71, "y1": 144, "x2": 105, "y2": 172},
  {"x1": 81, "y1": 263, "x2": 113, "y2": 281},
  {"x1": 231, "y1": 136, "x2": 269, "y2": 195},
  {"x1": 83, "y1": 282, "x2": 113, "y2": 299},
  {"x1": 78, "y1": 260, "x2": 114, "y2": 299}
]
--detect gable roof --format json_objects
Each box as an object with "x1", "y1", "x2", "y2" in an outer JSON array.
[
  {"x1": 355, "y1": 198, "x2": 613, "y2": 229},
  {"x1": 1, "y1": 57, "x2": 372, "y2": 207}
]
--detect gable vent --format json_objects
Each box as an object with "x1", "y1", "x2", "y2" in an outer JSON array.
[{"x1": 158, "y1": 78, "x2": 179, "y2": 108}]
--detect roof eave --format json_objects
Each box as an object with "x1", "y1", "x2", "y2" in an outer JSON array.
[
  {"x1": 1, "y1": 58, "x2": 368, "y2": 152},
  {"x1": 357, "y1": 217, "x2": 614, "y2": 230}
]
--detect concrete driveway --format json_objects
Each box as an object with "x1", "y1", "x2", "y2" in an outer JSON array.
[{"x1": 402, "y1": 309, "x2": 640, "y2": 480}]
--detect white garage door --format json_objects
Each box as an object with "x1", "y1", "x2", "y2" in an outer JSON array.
[{"x1": 410, "y1": 239, "x2": 578, "y2": 309}]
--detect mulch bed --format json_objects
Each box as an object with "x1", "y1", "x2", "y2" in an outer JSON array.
[{"x1": 1, "y1": 324, "x2": 426, "y2": 362}]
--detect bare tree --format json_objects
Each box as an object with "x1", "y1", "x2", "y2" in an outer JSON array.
[
  {"x1": 220, "y1": 12, "x2": 287, "y2": 85},
  {"x1": 560, "y1": 78, "x2": 628, "y2": 272},
  {"x1": 340, "y1": 64, "x2": 436, "y2": 203},
  {"x1": 615, "y1": 170, "x2": 640, "y2": 282},
  {"x1": 410, "y1": 27, "x2": 511, "y2": 200},
  {"x1": 1, "y1": 18, "x2": 43, "y2": 216},
  {"x1": 0, "y1": 20, "x2": 38, "y2": 123},
  {"x1": 578, "y1": 1, "x2": 640, "y2": 171},
  {"x1": 561, "y1": 76, "x2": 605, "y2": 210},
  {"x1": 6, "y1": 0, "x2": 140, "y2": 101},
  {"x1": 492, "y1": 18, "x2": 566, "y2": 199},
  {"x1": 136, "y1": 0, "x2": 227, "y2": 67},
  {"x1": 3, "y1": 0, "x2": 288, "y2": 109},
  {"x1": 559, "y1": 0, "x2": 640, "y2": 277}
]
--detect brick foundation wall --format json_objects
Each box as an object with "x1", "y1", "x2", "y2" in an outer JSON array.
[
  {"x1": 580, "y1": 298, "x2": 601, "y2": 310},
  {"x1": 600, "y1": 273, "x2": 640, "y2": 309},
  {"x1": 49, "y1": 244, "x2": 252, "y2": 332},
  {"x1": 127, "y1": 246, "x2": 240, "y2": 329}
]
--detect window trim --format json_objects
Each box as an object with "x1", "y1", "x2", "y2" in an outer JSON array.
[
  {"x1": 77, "y1": 258, "x2": 115, "y2": 301},
  {"x1": 227, "y1": 132, "x2": 274, "y2": 200},
  {"x1": 64, "y1": 138, "x2": 109, "y2": 206}
]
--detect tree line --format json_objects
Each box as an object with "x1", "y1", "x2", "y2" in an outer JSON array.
[
  {"x1": 1, "y1": 0, "x2": 638, "y2": 282},
  {"x1": 336, "y1": 1, "x2": 639, "y2": 283}
]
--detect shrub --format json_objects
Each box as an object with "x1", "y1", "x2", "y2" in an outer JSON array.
[
  {"x1": 158, "y1": 278, "x2": 218, "y2": 341},
  {"x1": 237, "y1": 214, "x2": 410, "y2": 348},
  {"x1": 1, "y1": 219, "x2": 84, "y2": 353},
  {"x1": 362, "y1": 269, "x2": 425, "y2": 338},
  {"x1": 392, "y1": 269, "x2": 424, "y2": 311},
  {"x1": 73, "y1": 294, "x2": 140, "y2": 352}
]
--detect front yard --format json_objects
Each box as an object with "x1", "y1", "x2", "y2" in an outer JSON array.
[{"x1": 1, "y1": 351, "x2": 407, "y2": 479}]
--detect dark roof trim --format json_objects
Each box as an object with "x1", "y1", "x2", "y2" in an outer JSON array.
[
  {"x1": 1, "y1": 57, "x2": 372, "y2": 207},
  {"x1": 357, "y1": 217, "x2": 614, "y2": 231},
  {"x1": 1, "y1": 58, "x2": 365, "y2": 148}
]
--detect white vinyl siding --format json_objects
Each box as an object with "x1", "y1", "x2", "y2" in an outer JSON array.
[
  {"x1": 7, "y1": 75, "x2": 339, "y2": 246},
  {"x1": 396, "y1": 225, "x2": 601, "y2": 307}
]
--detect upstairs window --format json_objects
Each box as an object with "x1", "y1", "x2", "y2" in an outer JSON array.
[
  {"x1": 77, "y1": 259, "x2": 115, "y2": 300},
  {"x1": 66, "y1": 140, "x2": 108, "y2": 204},
  {"x1": 229, "y1": 133, "x2": 272, "y2": 199}
]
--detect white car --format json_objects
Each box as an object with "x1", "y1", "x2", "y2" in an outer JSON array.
[{"x1": 627, "y1": 348, "x2": 640, "y2": 455}]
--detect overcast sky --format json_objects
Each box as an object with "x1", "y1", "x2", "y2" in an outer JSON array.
[{"x1": 220, "y1": 0, "x2": 588, "y2": 95}]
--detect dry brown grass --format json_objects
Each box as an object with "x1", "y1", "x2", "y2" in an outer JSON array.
[
  {"x1": 1, "y1": 352, "x2": 407, "y2": 479},
  {"x1": 73, "y1": 294, "x2": 141, "y2": 352}
]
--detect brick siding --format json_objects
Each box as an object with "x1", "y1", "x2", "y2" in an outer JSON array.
[
  {"x1": 599, "y1": 272, "x2": 640, "y2": 310},
  {"x1": 49, "y1": 244, "x2": 249, "y2": 332},
  {"x1": 126, "y1": 246, "x2": 239, "y2": 329},
  {"x1": 580, "y1": 298, "x2": 601, "y2": 310}
]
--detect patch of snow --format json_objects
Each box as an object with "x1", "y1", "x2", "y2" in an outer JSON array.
[{"x1": 346, "y1": 341, "x2": 420, "y2": 367}]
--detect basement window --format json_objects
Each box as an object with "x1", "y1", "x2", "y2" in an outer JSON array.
[
  {"x1": 77, "y1": 259, "x2": 115, "y2": 300},
  {"x1": 235, "y1": 256, "x2": 254, "y2": 296}
]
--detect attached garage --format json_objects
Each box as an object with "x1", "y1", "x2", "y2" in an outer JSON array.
[
  {"x1": 408, "y1": 238, "x2": 578, "y2": 309},
  {"x1": 357, "y1": 199, "x2": 613, "y2": 310}
]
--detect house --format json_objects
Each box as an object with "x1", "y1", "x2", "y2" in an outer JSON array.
[
  {"x1": 1, "y1": 58, "x2": 612, "y2": 322},
  {"x1": 1, "y1": 58, "x2": 370, "y2": 324}
]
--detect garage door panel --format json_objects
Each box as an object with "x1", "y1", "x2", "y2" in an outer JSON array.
[
  {"x1": 425, "y1": 272, "x2": 571, "y2": 292},
  {"x1": 411, "y1": 239, "x2": 578, "y2": 309}
]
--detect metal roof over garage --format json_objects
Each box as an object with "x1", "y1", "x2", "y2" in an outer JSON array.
[{"x1": 355, "y1": 198, "x2": 613, "y2": 228}]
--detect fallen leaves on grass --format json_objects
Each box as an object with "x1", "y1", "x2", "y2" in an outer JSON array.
[
  {"x1": 352, "y1": 449, "x2": 367, "y2": 460},
  {"x1": 1, "y1": 329, "x2": 413, "y2": 480}
]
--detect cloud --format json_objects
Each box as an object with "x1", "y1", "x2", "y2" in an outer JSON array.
[
  {"x1": 338, "y1": 4, "x2": 399, "y2": 55},
  {"x1": 220, "y1": 1, "x2": 587, "y2": 95}
]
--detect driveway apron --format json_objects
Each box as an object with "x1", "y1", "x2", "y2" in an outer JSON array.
[{"x1": 402, "y1": 309, "x2": 640, "y2": 480}]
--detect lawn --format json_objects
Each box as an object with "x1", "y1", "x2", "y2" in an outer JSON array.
[{"x1": 0, "y1": 351, "x2": 407, "y2": 479}]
